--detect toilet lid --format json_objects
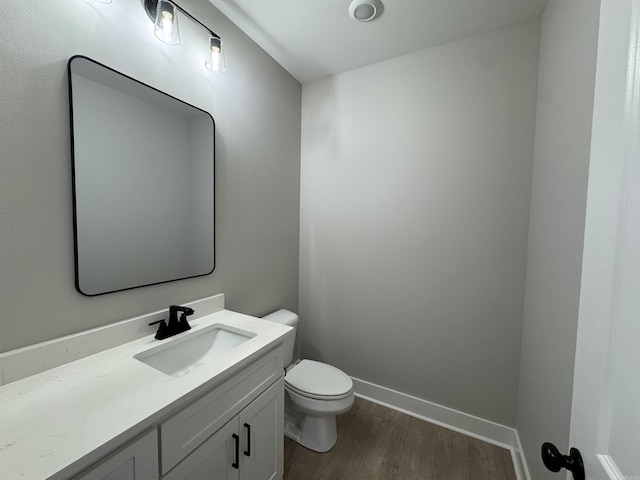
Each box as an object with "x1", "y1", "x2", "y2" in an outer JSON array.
[{"x1": 285, "y1": 359, "x2": 353, "y2": 398}]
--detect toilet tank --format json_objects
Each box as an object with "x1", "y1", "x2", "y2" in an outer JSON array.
[{"x1": 262, "y1": 309, "x2": 298, "y2": 365}]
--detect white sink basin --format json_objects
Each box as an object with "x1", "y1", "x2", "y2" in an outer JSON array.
[{"x1": 134, "y1": 324, "x2": 256, "y2": 377}]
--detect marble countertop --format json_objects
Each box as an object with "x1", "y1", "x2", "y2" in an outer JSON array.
[{"x1": 0, "y1": 309, "x2": 292, "y2": 480}]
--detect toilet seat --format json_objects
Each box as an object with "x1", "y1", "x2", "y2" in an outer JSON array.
[
  {"x1": 286, "y1": 383, "x2": 353, "y2": 401},
  {"x1": 285, "y1": 359, "x2": 353, "y2": 400}
]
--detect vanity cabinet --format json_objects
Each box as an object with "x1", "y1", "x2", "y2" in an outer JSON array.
[
  {"x1": 163, "y1": 379, "x2": 284, "y2": 480},
  {"x1": 71, "y1": 347, "x2": 284, "y2": 480},
  {"x1": 0, "y1": 304, "x2": 294, "y2": 480},
  {"x1": 71, "y1": 430, "x2": 158, "y2": 480}
]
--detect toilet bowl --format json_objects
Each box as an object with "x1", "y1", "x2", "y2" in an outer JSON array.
[{"x1": 262, "y1": 310, "x2": 354, "y2": 452}]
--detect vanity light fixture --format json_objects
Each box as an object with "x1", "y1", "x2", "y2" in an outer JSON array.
[{"x1": 143, "y1": 0, "x2": 225, "y2": 73}]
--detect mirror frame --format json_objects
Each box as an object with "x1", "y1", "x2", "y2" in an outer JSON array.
[{"x1": 67, "y1": 55, "x2": 216, "y2": 296}]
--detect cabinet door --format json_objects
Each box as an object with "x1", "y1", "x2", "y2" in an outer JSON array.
[
  {"x1": 238, "y1": 378, "x2": 284, "y2": 480},
  {"x1": 163, "y1": 419, "x2": 239, "y2": 480},
  {"x1": 73, "y1": 430, "x2": 158, "y2": 480}
]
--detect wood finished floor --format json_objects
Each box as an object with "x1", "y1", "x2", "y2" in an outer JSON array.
[{"x1": 284, "y1": 397, "x2": 516, "y2": 480}]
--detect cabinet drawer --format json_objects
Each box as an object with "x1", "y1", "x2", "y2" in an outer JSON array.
[{"x1": 160, "y1": 351, "x2": 282, "y2": 473}]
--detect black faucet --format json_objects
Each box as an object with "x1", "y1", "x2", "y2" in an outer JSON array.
[{"x1": 149, "y1": 305, "x2": 195, "y2": 340}]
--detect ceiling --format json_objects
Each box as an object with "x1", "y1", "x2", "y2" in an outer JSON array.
[{"x1": 208, "y1": 0, "x2": 549, "y2": 84}]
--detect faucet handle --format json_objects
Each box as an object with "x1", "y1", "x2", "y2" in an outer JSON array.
[
  {"x1": 149, "y1": 319, "x2": 170, "y2": 340},
  {"x1": 177, "y1": 313, "x2": 192, "y2": 332}
]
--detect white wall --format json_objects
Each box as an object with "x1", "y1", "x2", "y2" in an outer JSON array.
[
  {"x1": 516, "y1": 1, "x2": 601, "y2": 478},
  {"x1": 300, "y1": 19, "x2": 540, "y2": 426},
  {"x1": 0, "y1": 0, "x2": 301, "y2": 352}
]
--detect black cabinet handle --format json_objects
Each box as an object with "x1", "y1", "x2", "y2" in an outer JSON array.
[
  {"x1": 541, "y1": 442, "x2": 585, "y2": 480},
  {"x1": 232, "y1": 433, "x2": 240, "y2": 469},
  {"x1": 243, "y1": 423, "x2": 251, "y2": 457}
]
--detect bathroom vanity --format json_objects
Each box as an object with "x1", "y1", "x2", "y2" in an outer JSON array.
[{"x1": 0, "y1": 296, "x2": 292, "y2": 480}]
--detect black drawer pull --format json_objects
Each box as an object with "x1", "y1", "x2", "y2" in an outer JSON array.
[
  {"x1": 232, "y1": 433, "x2": 240, "y2": 469},
  {"x1": 244, "y1": 423, "x2": 251, "y2": 457}
]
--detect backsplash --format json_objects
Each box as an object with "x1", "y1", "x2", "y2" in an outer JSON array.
[{"x1": 0, "y1": 294, "x2": 225, "y2": 386}]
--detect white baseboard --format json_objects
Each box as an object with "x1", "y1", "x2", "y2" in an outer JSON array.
[
  {"x1": 351, "y1": 377, "x2": 531, "y2": 480},
  {"x1": 512, "y1": 429, "x2": 532, "y2": 480}
]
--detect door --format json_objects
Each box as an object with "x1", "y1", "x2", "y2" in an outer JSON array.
[
  {"x1": 568, "y1": 0, "x2": 640, "y2": 478},
  {"x1": 238, "y1": 378, "x2": 284, "y2": 480},
  {"x1": 163, "y1": 419, "x2": 240, "y2": 480},
  {"x1": 72, "y1": 430, "x2": 158, "y2": 480}
]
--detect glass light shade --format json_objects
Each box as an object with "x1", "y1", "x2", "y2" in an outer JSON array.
[
  {"x1": 205, "y1": 36, "x2": 226, "y2": 73},
  {"x1": 154, "y1": 0, "x2": 180, "y2": 45},
  {"x1": 92, "y1": 0, "x2": 113, "y2": 3}
]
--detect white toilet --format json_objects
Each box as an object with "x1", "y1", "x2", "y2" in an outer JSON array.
[{"x1": 263, "y1": 309, "x2": 354, "y2": 452}]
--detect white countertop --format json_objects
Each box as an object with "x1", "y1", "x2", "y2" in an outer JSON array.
[{"x1": 0, "y1": 309, "x2": 292, "y2": 480}]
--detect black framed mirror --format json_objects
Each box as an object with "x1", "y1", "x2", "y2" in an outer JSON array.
[{"x1": 68, "y1": 55, "x2": 215, "y2": 296}]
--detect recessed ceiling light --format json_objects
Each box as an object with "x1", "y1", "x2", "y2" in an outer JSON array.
[{"x1": 349, "y1": 0, "x2": 383, "y2": 22}]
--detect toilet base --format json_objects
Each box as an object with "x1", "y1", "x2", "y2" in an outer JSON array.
[{"x1": 284, "y1": 403, "x2": 338, "y2": 452}]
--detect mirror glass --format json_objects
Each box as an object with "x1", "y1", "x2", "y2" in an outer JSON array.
[{"x1": 68, "y1": 56, "x2": 215, "y2": 296}]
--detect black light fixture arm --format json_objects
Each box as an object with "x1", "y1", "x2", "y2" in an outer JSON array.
[{"x1": 143, "y1": 0, "x2": 221, "y2": 39}]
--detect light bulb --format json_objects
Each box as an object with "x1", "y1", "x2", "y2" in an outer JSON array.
[
  {"x1": 205, "y1": 36, "x2": 226, "y2": 73},
  {"x1": 160, "y1": 12, "x2": 173, "y2": 43},
  {"x1": 154, "y1": 0, "x2": 180, "y2": 45}
]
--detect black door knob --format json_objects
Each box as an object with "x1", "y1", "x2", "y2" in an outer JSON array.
[{"x1": 541, "y1": 442, "x2": 585, "y2": 480}]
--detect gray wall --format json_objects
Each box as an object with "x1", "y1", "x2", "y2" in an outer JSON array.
[
  {"x1": 0, "y1": 0, "x2": 301, "y2": 353},
  {"x1": 516, "y1": 1, "x2": 601, "y2": 478},
  {"x1": 299, "y1": 20, "x2": 540, "y2": 427}
]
